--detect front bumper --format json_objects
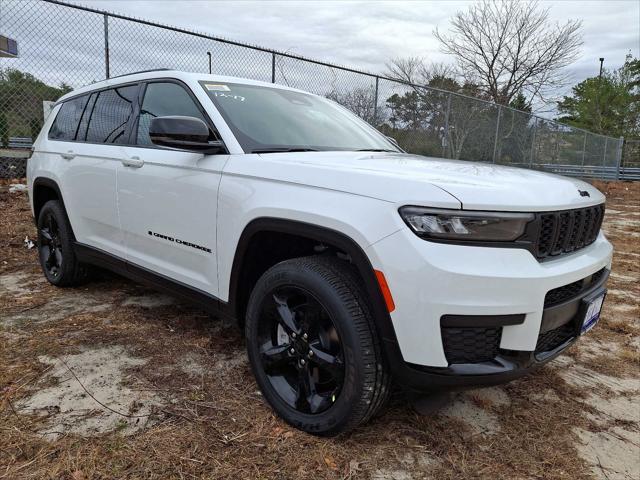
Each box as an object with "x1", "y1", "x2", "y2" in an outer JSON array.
[{"x1": 365, "y1": 227, "x2": 613, "y2": 390}]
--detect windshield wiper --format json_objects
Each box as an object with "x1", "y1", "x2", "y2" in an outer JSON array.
[
  {"x1": 356, "y1": 148, "x2": 397, "y2": 153},
  {"x1": 251, "y1": 147, "x2": 319, "y2": 153}
]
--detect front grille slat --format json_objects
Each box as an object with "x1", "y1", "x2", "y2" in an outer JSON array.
[
  {"x1": 552, "y1": 213, "x2": 570, "y2": 255},
  {"x1": 587, "y1": 206, "x2": 603, "y2": 244},
  {"x1": 577, "y1": 209, "x2": 592, "y2": 248},
  {"x1": 537, "y1": 214, "x2": 556, "y2": 257},
  {"x1": 566, "y1": 210, "x2": 583, "y2": 253},
  {"x1": 561, "y1": 213, "x2": 575, "y2": 253},
  {"x1": 534, "y1": 204, "x2": 604, "y2": 260}
]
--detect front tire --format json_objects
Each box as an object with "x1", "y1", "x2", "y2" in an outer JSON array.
[
  {"x1": 37, "y1": 200, "x2": 89, "y2": 287},
  {"x1": 245, "y1": 256, "x2": 390, "y2": 436}
]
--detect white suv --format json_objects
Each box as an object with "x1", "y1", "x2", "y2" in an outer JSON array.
[{"x1": 27, "y1": 70, "x2": 612, "y2": 435}]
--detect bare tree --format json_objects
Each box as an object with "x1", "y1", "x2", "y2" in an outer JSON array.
[
  {"x1": 384, "y1": 57, "x2": 495, "y2": 160},
  {"x1": 325, "y1": 86, "x2": 383, "y2": 125},
  {"x1": 385, "y1": 57, "x2": 458, "y2": 89},
  {"x1": 434, "y1": 0, "x2": 582, "y2": 106}
]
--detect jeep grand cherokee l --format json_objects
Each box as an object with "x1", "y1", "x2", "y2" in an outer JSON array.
[{"x1": 27, "y1": 70, "x2": 612, "y2": 435}]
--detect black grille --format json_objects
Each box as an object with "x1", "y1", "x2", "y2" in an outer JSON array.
[
  {"x1": 441, "y1": 327, "x2": 501, "y2": 364},
  {"x1": 534, "y1": 204, "x2": 605, "y2": 260},
  {"x1": 544, "y1": 268, "x2": 607, "y2": 308},
  {"x1": 591, "y1": 268, "x2": 606, "y2": 285},
  {"x1": 535, "y1": 322, "x2": 575, "y2": 353}
]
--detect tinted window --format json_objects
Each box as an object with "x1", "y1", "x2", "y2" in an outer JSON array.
[
  {"x1": 136, "y1": 82, "x2": 208, "y2": 146},
  {"x1": 76, "y1": 93, "x2": 97, "y2": 142},
  {"x1": 48, "y1": 95, "x2": 89, "y2": 141},
  {"x1": 85, "y1": 85, "x2": 137, "y2": 144},
  {"x1": 200, "y1": 81, "x2": 398, "y2": 153}
]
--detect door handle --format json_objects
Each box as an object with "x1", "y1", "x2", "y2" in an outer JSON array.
[
  {"x1": 122, "y1": 156, "x2": 144, "y2": 168},
  {"x1": 60, "y1": 150, "x2": 75, "y2": 160}
]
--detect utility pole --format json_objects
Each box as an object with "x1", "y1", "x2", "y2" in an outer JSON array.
[
  {"x1": 103, "y1": 15, "x2": 110, "y2": 79},
  {"x1": 596, "y1": 58, "x2": 604, "y2": 133}
]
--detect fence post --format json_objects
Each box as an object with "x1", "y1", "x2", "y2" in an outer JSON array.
[
  {"x1": 529, "y1": 117, "x2": 537, "y2": 167},
  {"x1": 581, "y1": 131, "x2": 587, "y2": 165},
  {"x1": 373, "y1": 76, "x2": 379, "y2": 125},
  {"x1": 103, "y1": 14, "x2": 110, "y2": 79},
  {"x1": 271, "y1": 53, "x2": 276, "y2": 83},
  {"x1": 615, "y1": 136, "x2": 624, "y2": 180},
  {"x1": 492, "y1": 105, "x2": 502, "y2": 163},
  {"x1": 602, "y1": 136, "x2": 608, "y2": 171},
  {"x1": 442, "y1": 93, "x2": 452, "y2": 158}
]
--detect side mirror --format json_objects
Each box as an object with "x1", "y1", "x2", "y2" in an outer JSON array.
[{"x1": 149, "y1": 116, "x2": 225, "y2": 154}]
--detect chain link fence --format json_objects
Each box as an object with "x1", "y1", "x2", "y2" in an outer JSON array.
[
  {"x1": 1, "y1": 0, "x2": 635, "y2": 180},
  {"x1": 622, "y1": 140, "x2": 640, "y2": 178}
]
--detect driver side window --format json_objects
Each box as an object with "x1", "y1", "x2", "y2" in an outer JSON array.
[{"x1": 136, "y1": 82, "x2": 210, "y2": 146}]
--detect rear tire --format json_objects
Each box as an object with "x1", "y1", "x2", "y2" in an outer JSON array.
[
  {"x1": 37, "y1": 200, "x2": 90, "y2": 287},
  {"x1": 245, "y1": 255, "x2": 390, "y2": 436}
]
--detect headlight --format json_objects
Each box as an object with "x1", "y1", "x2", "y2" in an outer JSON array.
[{"x1": 399, "y1": 207, "x2": 534, "y2": 242}]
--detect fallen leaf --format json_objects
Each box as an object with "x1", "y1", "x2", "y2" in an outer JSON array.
[
  {"x1": 324, "y1": 456, "x2": 338, "y2": 470},
  {"x1": 71, "y1": 471, "x2": 86, "y2": 480}
]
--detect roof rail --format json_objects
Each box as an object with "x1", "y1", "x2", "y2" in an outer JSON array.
[
  {"x1": 106, "y1": 68, "x2": 173, "y2": 80},
  {"x1": 55, "y1": 68, "x2": 178, "y2": 106}
]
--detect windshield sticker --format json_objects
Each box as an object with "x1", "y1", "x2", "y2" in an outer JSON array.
[
  {"x1": 211, "y1": 92, "x2": 245, "y2": 102},
  {"x1": 204, "y1": 84, "x2": 231, "y2": 92}
]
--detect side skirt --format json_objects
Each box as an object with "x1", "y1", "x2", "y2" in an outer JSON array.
[{"x1": 74, "y1": 242, "x2": 230, "y2": 318}]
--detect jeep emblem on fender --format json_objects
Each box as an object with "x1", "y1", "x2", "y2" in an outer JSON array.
[{"x1": 579, "y1": 190, "x2": 590, "y2": 197}]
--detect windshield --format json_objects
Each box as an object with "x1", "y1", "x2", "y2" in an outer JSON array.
[{"x1": 199, "y1": 81, "x2": 399, "y2": 153}]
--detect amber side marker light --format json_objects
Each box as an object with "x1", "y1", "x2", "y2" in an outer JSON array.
[{"x1": 374, "y1": 270, "x2": 395, "y2": 313}]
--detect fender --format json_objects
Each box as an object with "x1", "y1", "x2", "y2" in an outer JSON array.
[
  {"x1": 31, "y1": 177, "x2": 68, "y2": 225},
  {"x1": 226, "y1": 217, "x2": 407, "y2": 368}
]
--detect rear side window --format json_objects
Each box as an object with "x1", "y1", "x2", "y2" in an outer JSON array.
[
  {"x1": 48, "y1": 95, "x2": 89, "y2": 141},
  {"x1": 84, "y1": 85, "x2": 137, "y2": 144},
  {"x1": 136, "y1": 82, "x2": 208, "y2": 146},
  {"x1": 76, "y1": 93, "x2": 98, "y2": 142}
]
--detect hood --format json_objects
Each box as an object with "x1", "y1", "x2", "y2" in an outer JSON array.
[{"x1": 245, "y1": 151, "x2": 605, "y2": 211}]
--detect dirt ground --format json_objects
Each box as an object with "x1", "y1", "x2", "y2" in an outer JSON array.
[{"x1": 1, "y1": 179, "x2": 638, "y2": 480}]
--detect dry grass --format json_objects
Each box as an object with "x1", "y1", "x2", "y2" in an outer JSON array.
[
  {"x1": 1, "y1": 179, "x2": 638, "y2": 479},
  {"x1": 619, "y1": 347, "x2": 640, "y2": 366}
]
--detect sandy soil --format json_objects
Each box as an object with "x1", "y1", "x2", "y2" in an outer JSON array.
[
  {"x1": 0, "y1": 179, "x2": 638, "y2": 479},
  {"x1": 15, "y1": 346, "x2": 161, "y2": 441}
]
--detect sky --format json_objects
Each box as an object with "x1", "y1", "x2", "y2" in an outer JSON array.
[
  {"x1": 1, "y1": 0, "x2": 638, "y2": 119},
  {"x1": 67, "y1": 0, "x2": 639, "y2": 98}
]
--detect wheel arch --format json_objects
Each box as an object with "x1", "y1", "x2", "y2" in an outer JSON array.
[
  {"x1": 226, "y1": 217, "x2": 404, "y2": 366},
  {"x1": 32, "y1": 177, "x2": 66, "y2": 224}
]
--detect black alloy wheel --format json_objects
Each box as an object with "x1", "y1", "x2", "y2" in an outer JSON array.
[
  {"x1": 36, "y1": 200, "x2": 90, "y2": 287},
  {"x1": 257, "y1": 286, "x2": 345, "y2": 414},
  {"x1": 39, "y1": 210, "x2": 63, "y2": 279},
  {"x1": 245, "y1": 256, "x2": 390, "y2": 436}
]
